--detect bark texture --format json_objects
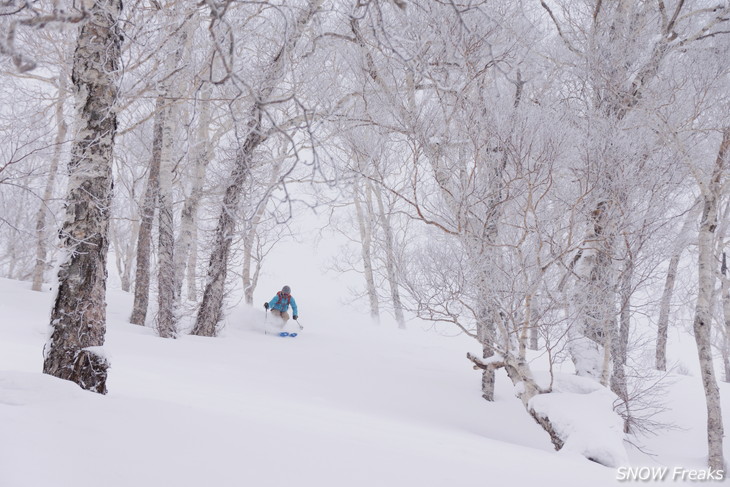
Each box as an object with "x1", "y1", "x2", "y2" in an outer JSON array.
[
  {"x1": 192, "y1": 130, "x2": 259, "y2": 336},
  {"x1": 176, "y1": 79, "x2": 212, "y2": 302},
  {"x1": 476, "y1": 311, "x2": 497, "y2": 401},
  {"x1": 130, "y1": 96, "x2": 165, "y2": 326},
  {"x1": 156, "y1": 21, "x2": 189, "y2": 338},
  {"x1": 693, "y1": 128, "x2": 728, "y2": 471},
  {"x1": 42, "y1": 0, "x2": 123, "y2": 394}
]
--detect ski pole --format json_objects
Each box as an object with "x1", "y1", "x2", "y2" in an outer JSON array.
[{"x1": 295, "y1": 318, "x2": 303, "y2": 330}]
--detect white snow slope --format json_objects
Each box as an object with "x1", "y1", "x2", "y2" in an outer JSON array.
[{"x1": 0, "y1": 276, "x2": 727, "y2": 487}]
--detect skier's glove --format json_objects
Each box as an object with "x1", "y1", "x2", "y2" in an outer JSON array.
[
  {"x1": 264, "y1": 302, "x2": 269, "y2": 310},
  {"x1": 293, "y1": 315, "x2": 298, "y2": 320}
]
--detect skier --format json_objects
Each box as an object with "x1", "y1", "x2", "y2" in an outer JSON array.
[{"x1": 264, "y1": 285, "x2": 299, "y2": 329}]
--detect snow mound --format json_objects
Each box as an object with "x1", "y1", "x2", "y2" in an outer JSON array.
[{"x1": 529, "y1": 374, "x2": 629, "y2": 468}]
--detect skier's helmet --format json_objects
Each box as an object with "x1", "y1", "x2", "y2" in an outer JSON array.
[{"x1": 282, "y1": 285, "x2": 291, "y2": 294}]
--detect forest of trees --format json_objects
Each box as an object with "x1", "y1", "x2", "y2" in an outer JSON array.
[{"x1": 1, "y1": 0, "x2": 728, "y2": 471}]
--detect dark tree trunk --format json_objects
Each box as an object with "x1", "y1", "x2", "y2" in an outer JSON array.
[
  {"x1": 192, "y1": 133, "x2": 259, "y2": 336},
  {"x1": 192, "y1": 149, "x2": 254, "y2": 336},
  {"x1": 42, "y1": 0, "x2": 123, "y2": 394},
  {"x1": 130, "y1": 96, "x2": 165, "y2": 326}
]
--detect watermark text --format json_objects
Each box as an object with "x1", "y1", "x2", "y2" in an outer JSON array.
[{"x1": 616, "y1": 467, "x2": 725, "y2": 482}]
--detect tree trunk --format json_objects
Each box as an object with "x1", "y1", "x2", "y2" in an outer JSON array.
[
  {"x1": 693, "y1": 127, "x2": 728, "y2": 471},
  {"x1": 32, "y1": 74, "x2": 68, "y2": 291},
  {"x1": 192, "y1": 0, "x2": 323, "y2": 336},
  {"x1": 721, "y1": 252, "x2": 730, "y2": 382},
  {"x1": 242, "y1": 230, "x2": 257, "y2": 305},
  {"x1": 187, "y1": 223, "x2": 199, "y2": 300},
  {"x1": 468, "y1": 352, "x2": 563, "y2": 448},
  {"x1": 157, "y1": 138, "x2": 176, "y2": 338},
  {"x1": 476, "y1": 311, "x2": 497, "y2": 401},
  {"x1": 121, "y1": 222, "x2": 139, "y2": 292},
  {"x1": 176, "y1": 79, "x2": 212, "y2": 302},
  {"x1": 611, "y1": 254, "x2": 632, "y2": 432},
  {"x1": 373, "y1": 181, "x2": 405, "y2": 329},
  {"x1": 241, "y1": 231, "x2": 258, "y2": 306},
  {"x1": 155, "y1": 21, "x2": 189, "y2": 338},
  {"x1": 473, "y1": 76, "x2": 524, "y2": 398},
  {"x1": 570, "y1": 200, "x2": 617, "y2": 381},
  {"x1": 130, "y1": 96, "x2": 165, "y2": 326},
  {"x1": 192, "y1": 134, "x2": 259, "y2": 336},
  {"x1": 110, "y1": 218, "x2": 139, "y2": 293},
  {"x1": 42, "y1": 0, "x2": 123, "y2": 394},
  {"x1": 527, "y1": 288, "x2": 540, "y2": 351},
  {"x1": 354, "y1": 179, "x2": 380, "y2": 321},
  {"x1": 529, "y1": 313, "x2": 539, "y2": 350},
  {"x1": 656, "y1": 202, "x2": 699, "y2": 370}
]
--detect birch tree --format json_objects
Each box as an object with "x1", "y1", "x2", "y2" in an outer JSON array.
[
  {"x1": 176, "y1": 67, "x2": 214, "y2": 302},
  {"x1": 372, "y1": 177, "x2": 405, "y2": 329},
  {"x1": 721, "y1": 248, "x2": 730, "y2": 382},
  {"x1": 130, "y1": 96, "x2": 165, "y2": 326},
  {"x1": 31, "y1": 71, "x2": 69, "y2": 291},
  {"x1": 656, "y1": 200, "x2": 701, "y2": 370},
  {"x1": 719, "y1": 195, "x2": 730, "y2": 382},
  {"x1": 353, "y1": 177, "x2": 380, "y2": 321},
  {"x1": 155, "y1": 11, "x2": 193, "y2": 339},
  {"x1": 42, "y1": 0, "x2": 124, "y2": 394},
  {"x1": 343, "y1": 137, "x2": 404, "y2": 327},
  {"x1": 692, "y1": 127, "x2": 728, "y2": 471}
]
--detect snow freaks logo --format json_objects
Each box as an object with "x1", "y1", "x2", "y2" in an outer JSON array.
[{"x1": 616, "y1": 467, "x2": 725, "y2": 482}]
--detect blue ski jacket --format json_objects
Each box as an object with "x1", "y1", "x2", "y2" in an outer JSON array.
[{"x1": 269, "y1": 292, "x2": 298, "y2": 316}]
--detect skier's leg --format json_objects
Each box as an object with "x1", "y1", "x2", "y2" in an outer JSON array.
[{"x1": 271, "y1": 309, "x2": 290, "y2": 328}]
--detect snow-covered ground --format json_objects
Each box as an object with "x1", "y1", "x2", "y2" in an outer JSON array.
[{"x1": 0, "y1": 274, "x2": 727, "y2": 486}]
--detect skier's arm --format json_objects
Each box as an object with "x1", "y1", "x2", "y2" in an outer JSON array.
[
  {"x1": 268, "y1": 295, "x2": 279, "y2": 309},
  {"x1": 290, "y1": 297, "x2": 298, "y2": 317}
]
